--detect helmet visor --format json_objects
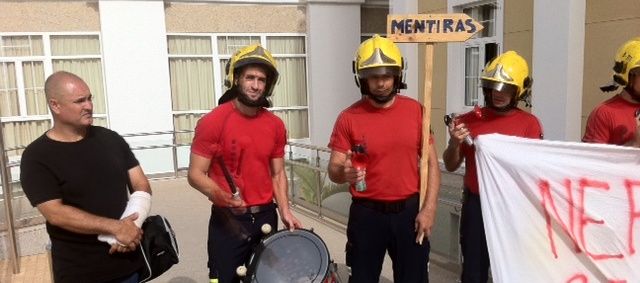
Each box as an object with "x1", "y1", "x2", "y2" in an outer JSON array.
[
  {"x1": 358, "y1": 66, "x2": 400, "y2": 79},
  {"x1": 480, "y1": 79, "x2": 519, "y2": 95}
]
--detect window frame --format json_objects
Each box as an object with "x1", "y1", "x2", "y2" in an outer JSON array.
[
  {"x1": 166, "y1": 32, "x2": 310, "y2": 140},
  {"x1": 0, "y1": 32, "x2": 107, "y2": 124},
  {"x1": 446, "y1": 0, "x2": 503, "y2": 114}
]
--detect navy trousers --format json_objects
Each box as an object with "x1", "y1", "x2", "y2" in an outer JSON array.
[
  {"x1": 460, "y1": 191, "x2": 490, "y2": 283},
  {"x1": 207, "y1": 205, "x2": 277, "y2": 283},
  {"x1": 346, "y1": 195, "x2": 430, "y2": 283}
]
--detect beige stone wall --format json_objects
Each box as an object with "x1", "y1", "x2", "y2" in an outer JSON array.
[
  {"x1": 0, "y1": 1, "x2": 100, "y2": 32},
  {"x1": 419, "y1": 0, "x2": 448, "y2": 155},
  {"x1": 583, "y1": 0, "x2": 640, "y2": 134},
  {"x1": 361, "y1": 6, "x2": 388, "y2": 34},
  {"x1": 415, "y1": 0, "x2": 639, "y2": 152},
  {"x1": 503, "y1": 0, "x2": 533, "y2": 114},
  {"x1": 165, "y1": 3, "x2": 305, "y2": 33},
  {"x1": 503, "y1": 0, "x2": 533, "y2": 65}
]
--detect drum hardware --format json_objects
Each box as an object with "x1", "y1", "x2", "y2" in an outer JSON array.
[{"x1": 236, "y1": 227, "x2": 342, "y2": 283}]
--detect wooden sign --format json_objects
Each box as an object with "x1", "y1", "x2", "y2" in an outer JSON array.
[
  {"x1": 387, "y1": 14, "x2": 484, "y2": 43},
  {"x1": 385, "y1": 14, "x2": 482, "y2": 219}
]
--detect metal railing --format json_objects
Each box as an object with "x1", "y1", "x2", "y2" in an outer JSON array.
[
  {"x1": 0, "y1": 129, "x2": 193, "y2": 273},
  {"x1": 1, "y1": 130, "x2": 465, "y2": 273},
  {"x1": 285, "y1": 142, "x2": 350, "y2": 226},
  {"x1": 284, "y1": 142, "x2": 465, "y2": 267},
  {"x1": 0, "y1": 116, "x2": 19, "y2": 273}
]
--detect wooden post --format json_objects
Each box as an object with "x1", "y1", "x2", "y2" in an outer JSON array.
[
  {"x1": 419, "y1": 43, "x2": 434, "y2": 209},
  {"x1": 386, "y1": 14, "x2": 483, "y2": 209}
]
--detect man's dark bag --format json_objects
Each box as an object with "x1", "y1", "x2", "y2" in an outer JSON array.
[{"x1": 139, "y1": 215, "x2": 180, "y2": 282}]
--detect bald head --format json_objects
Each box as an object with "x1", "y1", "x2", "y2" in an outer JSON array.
[
  {"x1": 45, "y1": 71, "x2": 88, "y2": 101},
  {"x1": 44, "y1": 71, "x2": 93, "y2": 128}
]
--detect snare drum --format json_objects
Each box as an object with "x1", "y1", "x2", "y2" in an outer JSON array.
[{"x1": 244, "y1": 229, "x2": 331, "y2": 283}]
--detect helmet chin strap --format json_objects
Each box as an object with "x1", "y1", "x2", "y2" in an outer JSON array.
[
  {"x1": 489, "y1": 104, "x2": 513, "y2": 112},
  {"x1": 368, "y1": 92, "x2": 397, "y2": 104},
  {"x1": 237, "y1": 87, "x2": 271, "y2": 108},
  {"x1": 626, "y1": 85, "x2": 640, "y2": 104},
  {"x1": 485, "y1": 92, "x2": 518, "y2": 112}
]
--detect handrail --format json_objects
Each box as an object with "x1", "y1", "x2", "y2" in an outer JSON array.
[
  {"x1": 2, "y1": 131, "x2": 461, "y2": 273},
  {"x1": 285, "y1": 142, "x2": 335, "y2": 218},
  {"x1": 287, "y1": 141, "x2": 331, "y2": 153},
  {"x1": 0, "y1": 129, "x2": 195, "y2": 273},
  {"x1": 0, "y1": 118, "x2": 20, "y2": 273}
]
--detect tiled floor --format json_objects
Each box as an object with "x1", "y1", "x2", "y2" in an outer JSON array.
[
  {"x1": 0, "y1": 178, "x2": 459, "y2": 283},
  {"x1": 0, "y1": 253, "x2": 52, "y2": 283}
]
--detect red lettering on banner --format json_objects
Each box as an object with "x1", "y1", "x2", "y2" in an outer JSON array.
[
  {"x1": 577, "y1": 178, "x2": 623, "y2": 260},
  {"x1": 625, "y1": 179, "x2": 640, "y2": 255},
  {"x1": 565, "y1": 273, "x2": 627, "y2": 282},
  {"x1": 566, "y1": 274, "x2": 588, "y2": 283},
  {"x1": 539, "y1": 179, "x2": 581, "y2": 258}
]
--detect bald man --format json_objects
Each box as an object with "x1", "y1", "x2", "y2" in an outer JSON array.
[{"x1": 20, "y1": 71, "x2": 151, "y2": 283}]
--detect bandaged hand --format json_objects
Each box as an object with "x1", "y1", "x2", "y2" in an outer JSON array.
[{"x1": 98, "y1": 191, "x2": 151, "y2": 245}]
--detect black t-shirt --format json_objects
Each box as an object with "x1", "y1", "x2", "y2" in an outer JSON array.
[{"x1": 20, "y1": 126, "x2": 144, "y2": 282}]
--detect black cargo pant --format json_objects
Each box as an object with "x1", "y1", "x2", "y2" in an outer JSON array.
[
  {"x1": 460, "y1": 190, "x2": 490, "y2": 283},
  {"x1": 346, "y1": 194, "x2": 430, "y2": 283},
  {"x1": 207, "y1": 204, "x2": 277, "y2": 283}
]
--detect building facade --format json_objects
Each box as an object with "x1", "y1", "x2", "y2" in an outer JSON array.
[{"x1": 0, "y1": 0, "x2": 638, "y2": 265}]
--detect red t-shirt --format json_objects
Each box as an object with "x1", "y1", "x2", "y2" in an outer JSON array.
[
  {"x1": 583, "y1": 95, "x2": 640, "y2": 145},
  {"x1": 328, "y1": 96, "x2": 433, "y2": 201},
  {"x1": 458, "y1": 107, "x2": 543, "y2": 194},
  {"x1": 191, "y1": 102, "x2": 286, "y2": 205}
]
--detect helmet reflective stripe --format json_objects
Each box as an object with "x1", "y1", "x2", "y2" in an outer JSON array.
[
  {"x1": 359, "y1": 48, "x2": 400, "y2": 75},
  {"x1": 483, "y1": 64, "x2": 514, "y2": 84}
]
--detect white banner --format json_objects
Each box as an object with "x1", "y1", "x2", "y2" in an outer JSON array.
[{"x1": 475, "y1": 134, "x2": 640, "y2": 283}]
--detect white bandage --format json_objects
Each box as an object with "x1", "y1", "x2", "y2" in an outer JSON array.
[{"x1": 98, "y1": 191, "x2": 151, "y2": 245}]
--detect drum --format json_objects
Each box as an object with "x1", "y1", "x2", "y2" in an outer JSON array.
[{"x1": 244, "y1": 229, "x2": 331, "y2": 283}]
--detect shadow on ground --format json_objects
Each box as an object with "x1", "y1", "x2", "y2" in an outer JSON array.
[{"x1": 166, "y1": 276, "x2": 198, "y2": 283}]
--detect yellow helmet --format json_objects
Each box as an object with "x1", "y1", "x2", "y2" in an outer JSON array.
[
  {"x1": 224, "y1": 44, "x2": 279, "y2": 97},
  {"x1": 612, "y1": 37, "x2": 640, "y2": 87},
  {"x1": 480, "y1": 51, "x2": 532, "y2": 100},
  {"x1": 353, "y1": 35, "x2": 406, "y2": 94}
]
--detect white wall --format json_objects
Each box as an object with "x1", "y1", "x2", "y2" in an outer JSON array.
[
  {"x1": 532, "y1": 0, "x2": 585, "y2": 141},
  {"x1": 99, "y1": 0, "x2": 175, "y2": 174},
  {"x1": 389, "y1": 0, "x2": 419, "y2": 101},
  {"x1": 306, "y1": 1, "x2": 363, "y2": 147}
]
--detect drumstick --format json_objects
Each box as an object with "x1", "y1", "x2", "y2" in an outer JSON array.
[
  {"x1": 216, "y1": 156, "x2": 240, "y2": 199},
  {"x1": 209, "y1": 146, "x2": 249, "y2": 240},
  {"x1": 417, "y1": 232, "x2": 424, "y2": 245}
]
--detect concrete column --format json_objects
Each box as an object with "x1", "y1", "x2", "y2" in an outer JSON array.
[
  {"x1": 389, "y1": 0, "x2": 419, "y2": 101},
  {"x1": 99, "y1": 0, "x2": 175, "y2": 174},
  {"x1": 532, "y1": 0, "x2": 585, "y2": 141},
  {"x1": 306, "y1": 0, "x2": 363, "y2": 146}
]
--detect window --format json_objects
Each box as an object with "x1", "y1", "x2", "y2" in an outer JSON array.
[
  {"x1": 0, "y1": 34, "x2": 106, "y2": 157},
  {"x1": 461, "y1": 2, "x2": 500, "y2": 107},
  {"x1": 167, "y1": 35, "x2": 216, "y2": 145},
  {"x1": 266, "y1": 36, "x2": 308, "y2": 139},
  {"x1": 167, "y1": 34, "x2": 309, "y2": 143}
]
